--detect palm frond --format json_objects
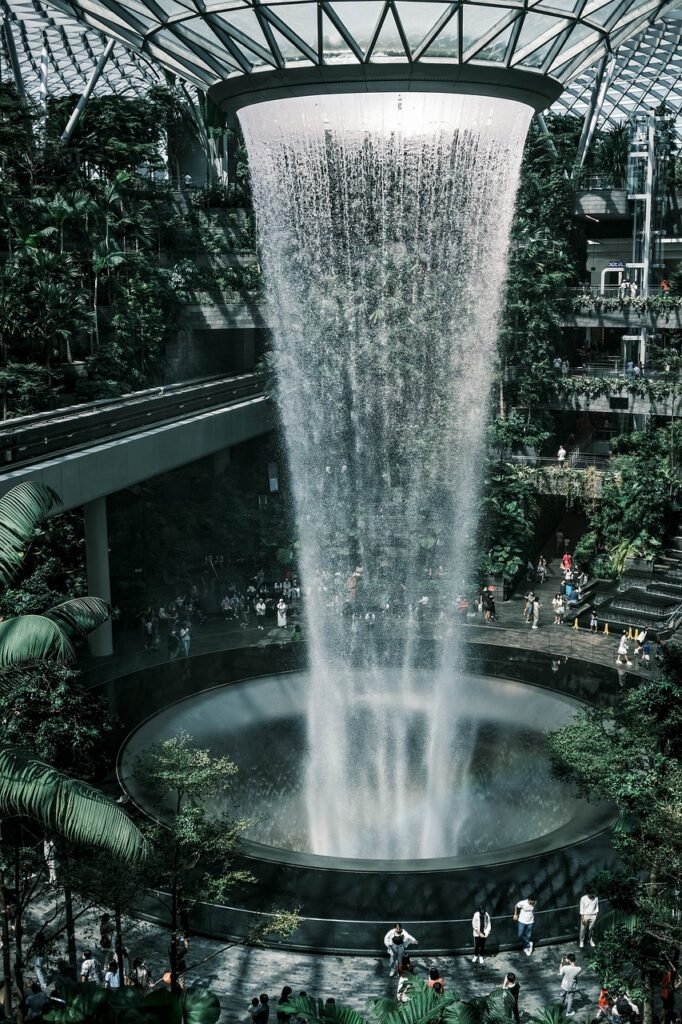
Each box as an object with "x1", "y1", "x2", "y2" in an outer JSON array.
[
  {"x1": 0, "y1": 746, "x2": 147, "y2": 863},
  {"x1": 0, "y1": 614, "x2": 74, "y2": 668},
  {"x1": 0, "y1": 483, "x2": 60, "y2": 586},
  {"x1": 46, "y1": 597, "x2": 110, "y2": 638}
]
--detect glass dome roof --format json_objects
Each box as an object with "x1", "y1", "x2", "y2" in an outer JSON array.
[
  {"x1": 554, "y1": 13, "x2": 682, "y2": 132},
  {"x1": 35, "y1": 0, "x2": 680, "y2": 95},
  {"x1": 0, "y1": 0, "x2": 163, "y2": 101}
]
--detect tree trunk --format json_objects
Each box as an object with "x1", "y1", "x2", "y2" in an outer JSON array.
[
  {"x1": 92, "y1": 276, "x2": 99, "y2": 354},
  {"x1": 12, "y1": 843, "x2": 25, "y2": 1024},
  {"x1": 61, "y1": 849, "x2": 77, "y2": 975},
  {"x1": 0, "y1": 869, "x2": 13, "y2": 1019},
  {"x1": 114, "y1": 900, "x2": 125, "y2": 989}
]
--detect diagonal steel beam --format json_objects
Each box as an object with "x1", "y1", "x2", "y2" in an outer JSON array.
[{"x1": 61, "y1": 36, "x2": 114, "y2": 142}]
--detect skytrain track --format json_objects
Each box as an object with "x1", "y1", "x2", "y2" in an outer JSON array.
[{"x1": 0, "y1": 372, "x2": 266, "y2": 469}]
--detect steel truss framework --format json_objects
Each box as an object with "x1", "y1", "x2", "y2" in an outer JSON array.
[
  {"x1": 1, "y1": 0, "x2": 676, "y2": 98},
  {"x1": 553, "y1": 14, "x2": 682, "y2": 135},
  {"x1": 0, "y1": 0, "x2": 163, "y2": 102}
]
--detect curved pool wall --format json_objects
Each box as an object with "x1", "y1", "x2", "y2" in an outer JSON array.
[{"x1": 97, "y1": 642, "x2": 621, "y2": 954}]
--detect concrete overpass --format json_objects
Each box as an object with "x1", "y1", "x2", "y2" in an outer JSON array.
[{"x1": 0, "y1": 374, "x2": 272, "y2": 655}]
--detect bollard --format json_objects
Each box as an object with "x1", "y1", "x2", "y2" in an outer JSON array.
[
  {"x1": 603, "y1": 622, "x2": 609, "y2": 635},
  {"x1": 573, "y1": 617, "x2": 579, "y2": 629},
  {"x1": 627, "y1": 626, "x2": 634, "y2": 640}
]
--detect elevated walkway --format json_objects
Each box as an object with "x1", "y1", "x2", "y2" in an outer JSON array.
[
  {"x1": 0, "y1": 373, "x2": 272, "y2": 657},
  {"x1": 0, "y1": 373, "x2": 270, "y2": 510}
]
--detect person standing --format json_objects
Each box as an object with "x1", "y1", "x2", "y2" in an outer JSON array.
[
  {"x1": 513, "y1": 893, "x2": 537, "y2": 956},
  {"x1": 167, "y1": 628, "x2": 180, "y2": 661},
  {"x1": 105, "y1": 959, "x2": 121, "y2": 990},
  {"x1": 80, "y1": 951, "x2": 101, "y2": 984},
  {"x1": 472, "y1": 906, "x2": 491, "y2": 964},
  {"x1": 523, "y1": 591, "x2": 535, "y2": 624},
  {"x1": 579, "y1": 890, "x2": 599, "y2": 947},
  {"x1": 383, "y1": 923, "x2": 417, "y2": 978},
  {"x1": 559, "y1": 954, "x2": 582, "y2": 1016},
  {"x1": 179, "y1": 624, "x2": 191, "y2": 658},
  {"x1": 590, "y1": 610, "x2": 599, "y2": 633},
  {"x1": 531, "y1": 598, "x2": 541, "y2": 630},
  {"x1": 558, "y1": 445, "x2": 567, "y2": 466},
  {"x1": 428, "y1": 967, "x2": 445, "y2": 989},
  {"x1": 255, "y1": 598, "x2": 266, "y2": 630},
  {"x1": 277, "y1": 599, "x2": 288, "y2": 628},
  {"x1": 503, "y1": 972, "x2": 521, "y2": 1024}
]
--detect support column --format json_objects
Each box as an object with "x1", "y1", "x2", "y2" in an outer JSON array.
[
  {"x1": 84, "y1": 497, "x2": 113, "y2": 657},
  {"x1": 61, "y1": 39, "x2": 115, "y2": 144}
]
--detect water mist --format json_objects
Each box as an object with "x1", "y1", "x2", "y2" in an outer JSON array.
[{"x1": 239, "y1": 92, "x2": 531, "y2": 860}]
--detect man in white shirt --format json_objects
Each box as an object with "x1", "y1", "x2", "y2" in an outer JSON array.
[
  {"x1": 513, "y1": 893, "x2": 537, "y2": 956},
  {"x1": 559, "y1": 954, "x2": 582, "y2": 1016},
  {"x1": 579, "y1": 891, "x2": 599, "y2": 948},
  {"x1": 383, "y1": 923, "x2": 417, "y2": 978}
]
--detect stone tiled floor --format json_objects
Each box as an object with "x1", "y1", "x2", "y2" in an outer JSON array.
[{"x1": 29, "y1": 900, "x2": 602, "y2": 1024}]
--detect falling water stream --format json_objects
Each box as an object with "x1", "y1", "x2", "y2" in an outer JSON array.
[{"x1": 240, "y1": 93, "x2": 532, "y2": 860}]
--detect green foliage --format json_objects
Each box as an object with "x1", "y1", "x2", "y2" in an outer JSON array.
[
  {"x1": 0, "y1": 746, "x2": 146, "y2": 862},
  {"x1": 548, "y1": 644, "x2": 682, "y2": 1001},
  {"x1": 134, "y1": 733, "x2": 254, "y2": 910},
  {"x1": 44, "y1": 981, "x2": 221, "y2": 1023},
  {"x1": 0, "y1": 664, "x2": 114, "y2": 778},
  {"x1": 499, "y1": 116, "x2": 580, "y2": 412}
]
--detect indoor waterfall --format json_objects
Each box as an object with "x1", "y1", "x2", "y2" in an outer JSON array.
[{"x1": 239, "y1": 92, "x2": 532, "y2": 860}]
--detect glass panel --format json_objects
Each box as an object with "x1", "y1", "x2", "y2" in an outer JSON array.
[
  {"x1": 515, "y1": 11, "x2": 564, "y2": 51},
  {"x1": 219, "y1": 8, "x2": 274, "y2": 55},
  {"x1": 472, "y1": 21, "x2": 513, "y2": 60},
  {"x1": 369, "y1": 6, "x2": 407, "y2": 57},
  {"x1": 514, "y1": 33, "x2": 557, "y2": 66},
  {"x1": 461, "y1": 5, "x2": 508, "y2": 54},
  {"x1": 529, "y1": 0, "x2": 581, "y2": 11},
  {"x1": 267, "y1": 22, "x2": 315, "y2": 61},
  {"x1": 329, "y1": 2, "x2": 386, "y2": 56},
  {"x1": 421, "y1": 8, "x2": 458, "y2": 55},
  {"x1": 394, "y1": 2, "x2": 452, "y2": 55},
  {"x1": 584, "y1": 0, "x2": 625, "y2": 27},
  {"x1": 321, "y1": 10, "x2": 361, "y2": 58},
  {"x1": 269, "y1": 2, "x2": 319, "y2": 53}
]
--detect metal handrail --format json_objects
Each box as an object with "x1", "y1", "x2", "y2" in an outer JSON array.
[{"x1": 0, "y1": 372, "x2": 266, "y2": 469}]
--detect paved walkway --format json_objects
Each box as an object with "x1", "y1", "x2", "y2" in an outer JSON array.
[{"x1": 27, "y1": 899, "x2": 602, "y2": 1024}]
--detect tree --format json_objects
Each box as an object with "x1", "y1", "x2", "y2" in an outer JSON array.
[
  {"x1": 547, "y1": 643, "x2": 682, "y2": 1024},
  {"x1": 0, "y1": 482, "x2": 146, "y2": 1019},
  {"x1": 133, "y1": 734, "x2": 254, "y2": 991}
]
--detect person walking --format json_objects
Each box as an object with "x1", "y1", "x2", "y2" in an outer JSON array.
[
  {"x1": 513, "y1": 893, "x2": 537, "y2": 956},
  {"x1": 523, "y1": 591, "x2": 535, "y2": 624},
  {"x1": 590, "y1": 609, "x2": 598, "y2": 633},
  {"x1": 383, "y1": 923, "x2": 417, "y2": 978},
  {"x1": 617, "y1": 631, "x2": 632, "y2": 666},
  {"x1": 559, "y1": 953, "x2": 582, "y2": 1016},
  {"x1": 472, "y1": 905, "x2": 491, "y2": 964},
  {"x1": 579, "y1": 891, "x2": 599, "y2": 948},
  {"x1": 255, "y1": 598, "x2": 266, "y2": 630},
  {"x1": 503, "y1": 972, "x2": 521, "y2": 1024},
  {"x1": 179, "y1": 624, "x2": 191, "y2": 658}
]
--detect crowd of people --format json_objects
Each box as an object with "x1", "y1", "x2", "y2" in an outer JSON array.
[
  {"x1": 243, "y1": 892, "x2": 670, "y2": 1023},
  {"x1": 21, "y1": 918, "x2": 191, "y2": 1021}
]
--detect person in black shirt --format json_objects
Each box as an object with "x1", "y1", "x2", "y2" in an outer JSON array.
[{"x1": 503, "y1": 972, "x2": 521, "y2": 1024}]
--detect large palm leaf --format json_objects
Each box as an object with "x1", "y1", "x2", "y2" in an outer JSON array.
[
  {"x1": 0, "y1": 482, "x2": 60, "y2": 586},
  {"x1": 0, "y1": 614, "x2": 75, "y2": 669},
  {"x1": 0, "y1": 746, "x2": 146, "y2": 863},
  {"x1": 46, "y1": 596, "x2": 110, "y2": 637}
]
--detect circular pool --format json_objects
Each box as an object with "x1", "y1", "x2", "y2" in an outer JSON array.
[{"x1": 119, "y1": 669, "x2": 606, "y2": 871}]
